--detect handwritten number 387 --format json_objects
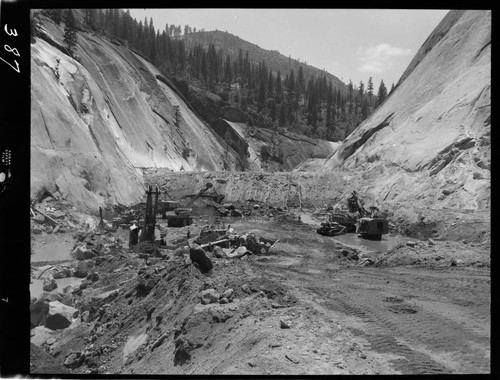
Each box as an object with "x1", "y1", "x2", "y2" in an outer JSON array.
[{"x1": 0, "y1": 24, "x2": 20, "y2": 73}]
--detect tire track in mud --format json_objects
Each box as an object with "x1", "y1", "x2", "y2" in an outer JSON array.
[
  {"x1": 321, "y1": 285, "x2": 489, "y2": 374},
  {"x1": 258, "y1": 261, "x2": 489, "y2": 374},
  {"x1": 318, "y1": 287, "x2": 450, "y2": 374},
  {"x1": 348, "y1": 268, "x2": 491, "y2": 325}
]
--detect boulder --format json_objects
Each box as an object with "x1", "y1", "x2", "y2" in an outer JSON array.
[
  {"x1": 72, "y1": 246, "x2": 87, "y2": 261},
  {"x1": 222, "y1": 288, "x2": 234, "y2": 299},
  {"x1": 86, "y1": 271, "x2": 99, "y2": 282},
  {"x1": 189, "y1": 244, "x2": 213, "y2": 273},
  {"x1": 213, "y1": 246, "x2": 225, "y2": 258},
  {"x1": 173, "y1": 246, "x2": 189, "y2": 257},
  {"x1": 43, "y1": 278, "x2": 57, "y2": 292},
  {"x1": 200, "y1": 289, "x2": 220, "y2": 304},
  {"x1": 64, "y1": 351, "x2": 85, "y2": 369},
  {"x1": 280, "y1": 319, "x2": 291, "y2": 329},
  {"x1": 227, "y1": 246, "x2": 248, "y2": 259},
  {"x1": 30, "y1": 299, "x2": 50, "y2": 328},
  {"x1": 31, "y1": 326, "x2": 56, "y2": 347},
  {"x1": 45, "y1": 301, "x2": 79, "y2": 330},
  {"x1": 91, "y1": 243, "x2": 104, "y2": 255},
  {"x1": 241, "y1": 284, "x2": 251, "y2": 294},
  {"x1": 217, "y1": 207, "x2": 229, "y2": 216},
  {"x1": 80, "y1": 310, "x2": 90, "y2": 322},
  {"x1": 231, "y1": 209, "x2": 243, "y2": 217},
  {"x1": 74, "y1": 260, "x2": 95, "y2": 278},
  {"x1": 32, "y1": 226, "x2": 43, "y2": 234},
  {"x1": 60, "y1": 294, "x2": 74, "y2": 307},
  {"x1": 52, "y1": 270, "x2": 66, "y2": 279},
  {"x1": 49, "y1": 210, "x2": 65, "y2": 219},
  {"x1": 33, "y1": 214, "x2": 46, "y2": 224},
  {"x1": 406, "y1": 241, "x2": 417, "y2": 247},
  {"x1": 46, "y1": 337, "x2": 56, "y2": 345},
  {"x1": 89, "y1": 289, "x2": 120, "y2": 308},
  {"x1": 243, "y1": 233, "x2": 263, "y2": 254},
  {"x1": 38, "y1": 292, "x2": 62, "y2": 302},
  {"x1": 84, "y1": 250, "x2": 97, "y2": 260}
]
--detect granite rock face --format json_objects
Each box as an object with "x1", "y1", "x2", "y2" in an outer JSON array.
[
  {"x1": 320, "y1": 10, "x2": 491, "y2": 211},
  {"x1": 31, "y1": 13, "x2": 241, "y2": 211}
]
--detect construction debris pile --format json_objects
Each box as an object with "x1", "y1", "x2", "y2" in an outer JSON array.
[
  {"x1": 211, "y1": 199, "x2": 289, "y2": 220},
  {"x1": 30, "y1": 192, "x2": 120, "y2": 236}
]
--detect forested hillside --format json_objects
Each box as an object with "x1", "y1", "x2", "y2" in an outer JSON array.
[{"x1": 32, "y1": 9, "x2": 392, "y2": 142}]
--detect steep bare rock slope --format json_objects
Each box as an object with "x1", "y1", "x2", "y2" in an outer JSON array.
[
  {"x1": 214, "y1": 119, "x2": 338, "y2": 171},
  {"x1": 31, "y1": 14, "x2": 240, "y2": 210},
  {"x1": 321, "y1": 10, "x2": 490, "y2": 212}
]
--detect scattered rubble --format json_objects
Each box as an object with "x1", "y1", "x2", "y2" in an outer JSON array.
[
  {"x1": 45, "y1": 301, "x2": 79, "y2": 330},
  {"x1": 29, "y1": 196, "x2": 488, "y2": 375}
]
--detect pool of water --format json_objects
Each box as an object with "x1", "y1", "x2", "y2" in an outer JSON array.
[
  {"x1": 332, "y1": 233, "x2": 406, "y2": 253},
  {"x1": 30, "y1": 277, "x2": 84, "y2": 299},
  {"x1": 31, "y1": 235, "x2": 75, "y2": 263},
  {"x1": 299, "y1": 212, "x2": 406, "y2": 253}
]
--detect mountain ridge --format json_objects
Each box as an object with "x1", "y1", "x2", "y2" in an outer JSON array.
[{"x1": 183, "y1": 29, "x2": 348, "y2": 94}]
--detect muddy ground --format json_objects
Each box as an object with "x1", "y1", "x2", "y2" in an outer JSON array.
[{"x1": 29, "y1": 202, "x2": 490, "y2": 375}]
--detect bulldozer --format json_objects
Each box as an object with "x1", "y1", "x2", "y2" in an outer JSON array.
[
  {"x1": 163, "y1": 182, "x2": 225, "y2": 227},
  {"x1": 317, "y1": 191, "x2": 388, "y2": 240}
]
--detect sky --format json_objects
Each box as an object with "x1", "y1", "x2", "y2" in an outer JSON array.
[{"x1": 128, "y1": 8, "x2": 449, "y2": 88}]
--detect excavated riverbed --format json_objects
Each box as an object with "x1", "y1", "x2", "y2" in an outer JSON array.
[{"x1": 30, "y1": 203, "x2": 490, "y2": 375}]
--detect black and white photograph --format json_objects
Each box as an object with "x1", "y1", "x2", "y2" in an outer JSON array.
[{"x1": 19, "y1": 7, "x2": 493, "y2": 376}]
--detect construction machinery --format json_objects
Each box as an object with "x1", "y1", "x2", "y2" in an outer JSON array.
[
  {"x1": 347, "y1": 191, "x2": 388, "y2": 240},
  {"x1": 139, "y1": 185, "x2": 160, "y2": 242},
  {"x1": 164, "y1": 182, "x2": 225, "y2": 227},
  {"x1": 316, "y1": 220, "x2": 346, "y2": 236},
  {"x1": 317, "y1": 191, "x2": 388, "y2": 239}
]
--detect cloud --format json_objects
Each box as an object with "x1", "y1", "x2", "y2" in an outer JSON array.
[{"x1": 356, "y1": 43, "x2": 412, "y2": 74}]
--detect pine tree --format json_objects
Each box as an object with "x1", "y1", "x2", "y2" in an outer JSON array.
[
  {"x1": 84, "y1": 9, "x2": 96, "y2": 28},
  {"x1": 63, "y1": 9, "x2": 78, "y2": 57},
  {"x1": 276, "y1": 71, "x2": 282, "y2": 101},
  {"x1": 297, "y1": 66, "x2": 305, "y2": 95},
  {"x1": 224, "y1": 54, "x2": 232, "y2": 83},
  {"x1": 258, "y1": 79, "x2": 266, "y2": 111},
  {"x1": 358, "y1": 80, "x2": 364, "y2": 103},
  {"x1": 267, "y1": 69, "x2": 274, "y2": 98},
  {"x1": 361, "y1": 98, "x2": 369, "y2": 119},
  {"x1": 367, "y1": 76, "x2": 374, "y2": 106},
  {"x1": 377, "y1": 80, "x2": 388, "y2": 106},
  {"x1": 113, "y1": 9, "x2": 120, "y2": 36},
  {"x1": 279, "y1": 103, "x2": 286, "y2": 126},
  {"x1": 270, "y1": 99, "x2": 276, "y2": 121},
  {"x1": 49, "y1": 9, "x2": 63, "y2": 24}
]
